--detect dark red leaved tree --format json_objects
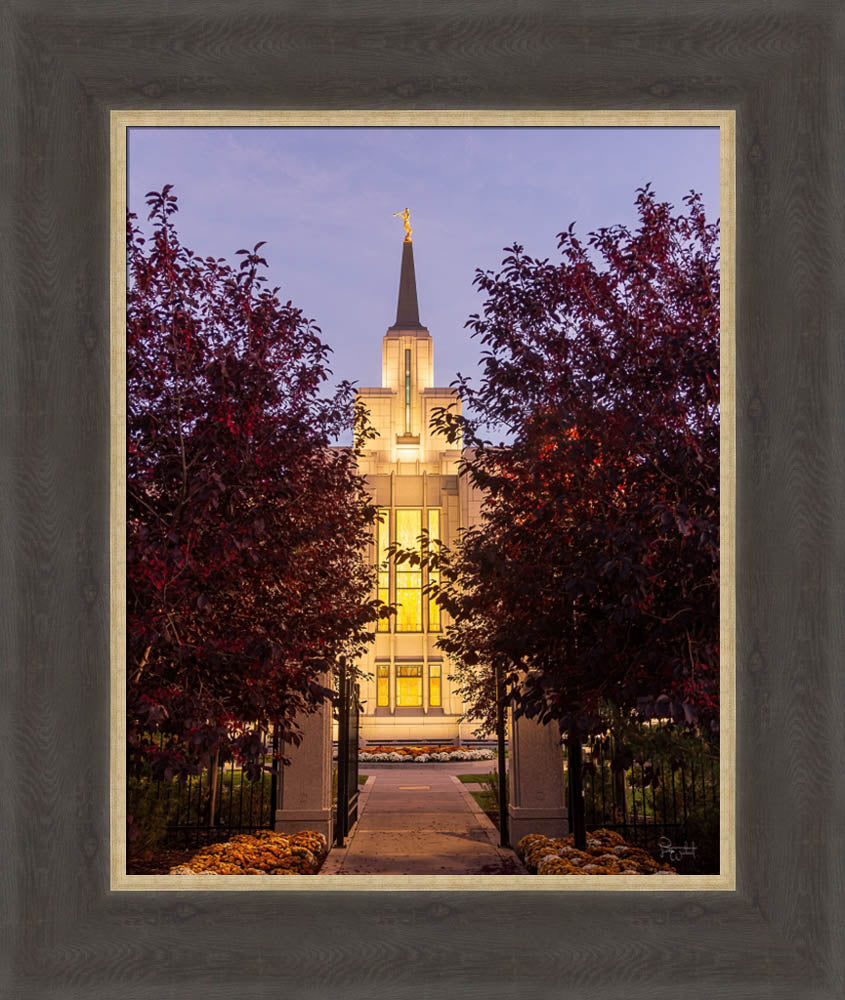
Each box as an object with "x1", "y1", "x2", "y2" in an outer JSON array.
[
  {"x1": 428, "y1": 186, "x2": 720, "y2": 736},
  {"x1": 127, "y1": 186, "x2": 378, "y2": 783}
]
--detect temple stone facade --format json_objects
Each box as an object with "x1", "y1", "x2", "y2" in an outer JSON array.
[{"x1": 353, "y1": 231, "x2": 483, "y2": 742}]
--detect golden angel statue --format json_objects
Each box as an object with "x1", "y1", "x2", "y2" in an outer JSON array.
[{"x1": 393, "y1": 207, "x2": 413, "y2": 242}]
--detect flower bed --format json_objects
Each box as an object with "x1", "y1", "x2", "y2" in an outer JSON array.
[
  {"x1": 169, "y1": 829, "x2": 328, "y2": 875},
  {"x1": 517, "y1": 828, "x2": 678, "y2": 875},
  {"x1": 359, "y1": 744, "x2": 495, "y2": 763}
]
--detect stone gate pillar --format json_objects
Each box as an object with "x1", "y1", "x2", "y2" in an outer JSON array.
[
  {"x1": 507, "y1": 708, "x2": 568, "y2": 845},
  {"x1": 274, "y1": 686, "x2": 333, "y2": 844}
]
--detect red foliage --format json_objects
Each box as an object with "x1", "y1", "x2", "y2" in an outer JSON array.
[
  {"x1": 127, "y1": 187, "x2": 378, "y2": 779},
  {"x1": 430, "y1": 186, "x2": 720, "y2": 733}
]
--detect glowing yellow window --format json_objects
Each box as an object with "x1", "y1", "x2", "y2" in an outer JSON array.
[
  {"x1": 377, "y1": 663, "x2": 389, "y2": 707},
  {"x1": 396, "y1": 664, "x2": 423, "y2": 707},
  {"x1": 395, "y1": 509, "x2": 422, "y2": 631},
  {"x1": 427, "y1": 508, "x2": 441, "y2": 632},
  {"x1": 376, "y1": 508, "x2": 390, "y2": 632},
  {"x1": 429, "y1": 664, "x2": 441, "y2": 707}
]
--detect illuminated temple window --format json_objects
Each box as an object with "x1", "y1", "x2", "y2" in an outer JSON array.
[
  {"x1": 396, "y1": 664, "x2": 423, "y2": 707},
  {"x1": 377, "y1": 663, "x2": 389, "y2": 707},
  {"x1": 395, "y1": 508, "x2": 422, "y2": 631},
  {"x1": 427, "y1": 508, "x2": 441, "y2": 632},
  {"x1": 429, "y1": 663, "x2": 441, "y2": 707},
  {"x1": 376, "y1": 508, "x2": 390, "y2": 632}
]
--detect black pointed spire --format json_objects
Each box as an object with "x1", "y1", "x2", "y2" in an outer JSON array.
[{"x1": 389, "y1": 240, "x2": 425, "y2": 330}]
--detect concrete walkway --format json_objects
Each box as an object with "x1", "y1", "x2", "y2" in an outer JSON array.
[{"x1": 322, "y1": 762, "x2": 525, "y2": 875}]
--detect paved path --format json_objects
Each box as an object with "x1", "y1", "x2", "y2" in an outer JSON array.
[{"x1": 322, "y1": 762, "x2": 525, "y2": 875}]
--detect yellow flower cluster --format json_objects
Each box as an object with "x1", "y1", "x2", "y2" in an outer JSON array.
[
  {"x1": 169, "y1": 829, "x2": 328, "y2": 876},
  {"x1": 516, "y1": 829, "x2": 677, "y2": 876},
  {"x1": 365, "y1": 744, "x2": 464, "y2": 757}
]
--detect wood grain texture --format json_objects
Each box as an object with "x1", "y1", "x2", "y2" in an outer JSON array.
[{"x1": 1, "y1": 0, "x2": 843, "y2": 997}]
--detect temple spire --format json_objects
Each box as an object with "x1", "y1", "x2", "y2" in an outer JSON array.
[{"x1": 389, "y1": 209, "x2": 425, "y2": 331}]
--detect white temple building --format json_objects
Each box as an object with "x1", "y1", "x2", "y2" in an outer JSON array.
[{"x1": 353, "y1": 219, "x2": 483, "y2": 743}]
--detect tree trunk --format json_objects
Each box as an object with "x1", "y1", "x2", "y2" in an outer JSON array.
[{"x1": 207, "y1": 748, "x2": 220, "y2": 831}]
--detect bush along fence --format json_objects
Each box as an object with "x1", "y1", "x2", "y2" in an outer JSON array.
[
  {"x1": 127, "y1": 729, "x2": 278, "y2": 852},
  {"x1": 130, "y1": 683, "x2": 362, "y2": 854},
  {"x1": 564, "y1": 722, "x2": 720, "y2": 875}
]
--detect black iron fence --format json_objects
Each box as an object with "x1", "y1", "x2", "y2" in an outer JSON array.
[
  {"x1": 128, "y1": 728, "x2": 278, "y2": 850},
  {"x1": 333, "y1": 668, "x2": 360, "y2": 846},
  {"x1": 565, "y1": 727, "x2": 719, "y2": 862}
]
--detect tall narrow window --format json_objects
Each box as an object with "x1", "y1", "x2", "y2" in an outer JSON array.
[
  {"x1": 404, "y1": 348, "x2": 411, "y2": 434},
  {"x1": 429, "y1": 664, "x2": 441, "y2": 707},
  {"x1": 427, "y1": 508, "x2": 441, "y2": 632},
  {"x1": 377, "y1": 664, "x2": 389, "y2": 707},
  {"x1": 396, "y1": 664, "x2": 423, "y2": 707},
  {"x1": 376, "y1": 508, "x2": 390, "y2": 632},
  {"x1": 395, "y1": 508, "x2": 422, "y2": 631}
]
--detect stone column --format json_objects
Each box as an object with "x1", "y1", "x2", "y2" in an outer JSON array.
[
  {"x1": 507, "y1": 708, "x2": 568, "y2": 845},
  {"x1": 274, "y1": 689, "x2": 333, "y2": 844}
]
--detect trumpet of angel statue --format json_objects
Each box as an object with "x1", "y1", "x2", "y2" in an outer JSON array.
[{"x1": 393, "y1": 207, "x2": 412, "y2": 242}]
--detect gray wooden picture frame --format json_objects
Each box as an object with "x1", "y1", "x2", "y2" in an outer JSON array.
[{"x1": 2, "y1": 1, "x2": 842, "y2": 997}]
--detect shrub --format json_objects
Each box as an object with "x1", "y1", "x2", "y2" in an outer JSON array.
[
  {"x1": 127, "y1": 776, "x2": 172, "y2": 852},
  {"x1": 128, "y1": 768, "x2": 274, "y2": 851}
]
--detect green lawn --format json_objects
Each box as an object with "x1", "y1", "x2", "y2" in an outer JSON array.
[
  {"x1": 470, "y1": 789, "x2": 498, "y2": 815},
  {"x1": 457, "y1": 772, "x2": 504, "y2": 828},
  {"x1": 332, "y1": 772, "x2": 369, "y2": 798}
]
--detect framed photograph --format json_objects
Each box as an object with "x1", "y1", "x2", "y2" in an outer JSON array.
[
  {"x1": 4, "y1": 3, "x2": 842, "y2": 998},
  {"x1": 112, "y1": 112, "x2": 733, "y2": 893}
]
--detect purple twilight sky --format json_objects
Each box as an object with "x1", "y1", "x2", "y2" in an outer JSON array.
[{"x1": 128, "y1": 126, "x2": 719, "y2": 438}]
